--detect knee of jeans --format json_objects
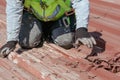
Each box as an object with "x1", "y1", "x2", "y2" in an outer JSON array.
[
  {"x1": 54, "y1": 33, "x2": 74, "y2": 49},
  {"x1": 19, "y1": 40, "x2": 42, "y2": 49}
]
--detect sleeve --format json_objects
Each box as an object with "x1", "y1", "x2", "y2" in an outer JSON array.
[
  {"x1": 6, "y1": 0, "x2": 24, "y2": 42},
  {"x1": 71, "y1": 0, "x2": 90, "y2": 29}
]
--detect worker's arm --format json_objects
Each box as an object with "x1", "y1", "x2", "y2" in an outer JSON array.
[
  {"x1": 72, "y1": 0, "x2": 89, "y2": 29},
  {"x1": 0, "y1": 0, "x2": 23, "y2": 58},
  {"x1": 72, "y1": 0, "x2": 96, "y2": 48},
  {"x1": 6, "y1": 0, "x2": 23, "y2": 42}
]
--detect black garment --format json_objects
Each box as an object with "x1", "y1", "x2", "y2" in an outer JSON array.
[{"x1": 19, "y1": 11, "x2": 76, "y2": 49}]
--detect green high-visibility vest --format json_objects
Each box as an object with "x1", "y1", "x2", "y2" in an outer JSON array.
[{"x1": 24, "y1": 0, "x2": 71, "y2": 21}]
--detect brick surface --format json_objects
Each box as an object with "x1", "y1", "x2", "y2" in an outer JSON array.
[{"x1": 0, "y1": 0, "x2": 120, "y2": 80}]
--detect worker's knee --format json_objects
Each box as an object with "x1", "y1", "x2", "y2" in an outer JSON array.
[
  {"x1": 19, "y1": 39, "x2": 42, "y2": 49},
  {"x1": 19, "y1": 33, "x2": 43, "y2": 49},
  {"x1": 54, "y1": 33, "x2": 74, "y2": 49}
]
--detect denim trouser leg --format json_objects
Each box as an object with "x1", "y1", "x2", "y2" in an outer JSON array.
[
  {"x1": 51, "y1": 14, "x2": 76, "y2": 49},
  {"x1": 19, "y1": 11, "x2": 42, "y2": 48}
]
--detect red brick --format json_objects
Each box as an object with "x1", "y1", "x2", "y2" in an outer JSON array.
[{"x1": 0, "y1": 0, "x2": 120, "y2": 80}]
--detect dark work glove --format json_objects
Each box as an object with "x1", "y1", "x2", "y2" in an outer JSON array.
[
  {"x1": 0, "y1": 41, "x2": 17, "y2": 58},
  {"x1": 75, "y1": 28, "x2": 96, "y2": 48}
]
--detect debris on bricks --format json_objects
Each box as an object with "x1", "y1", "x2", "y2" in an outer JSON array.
[{"x1": 86, "y1": 52, "x2": 120, "y2": 73}]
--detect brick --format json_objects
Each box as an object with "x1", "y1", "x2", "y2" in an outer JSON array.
[{"x1": 0, "y1": 0, "x2": 120, "y2": 80}]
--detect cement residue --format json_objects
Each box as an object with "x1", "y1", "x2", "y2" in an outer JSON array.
[{"x1": 86, "y1": 52, "x2": 120, "y2": 73}]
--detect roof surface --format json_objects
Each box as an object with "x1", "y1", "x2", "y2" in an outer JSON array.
[{"x1": 0, "y1": 0, "x2": 120, "y2": 80}]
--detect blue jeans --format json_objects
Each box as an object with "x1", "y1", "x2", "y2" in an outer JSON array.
[{"x1": 19, "y1": 11, "x2": 76, "y2": 49}]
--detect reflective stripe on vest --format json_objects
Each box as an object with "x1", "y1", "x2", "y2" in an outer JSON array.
[{"x1": 24, "y1": 0, "x2": 71, "y2": 21}]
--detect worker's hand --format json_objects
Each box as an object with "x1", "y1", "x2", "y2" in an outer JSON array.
[
  {"x1": 0, "y1": 41, "x2": 17, "y2": 58},
  {"x1": 74, "y1": 28, "x2": 96, "y2": 48}
]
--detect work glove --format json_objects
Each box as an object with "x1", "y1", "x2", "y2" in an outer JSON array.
[
  {"x1": 0, "y1": 41, "x2": 17, "y2": 58},
  {"x1": 74, "y1": 28, "x2": 96, "y2": 48}
]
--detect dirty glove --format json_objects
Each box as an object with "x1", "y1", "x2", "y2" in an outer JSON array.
[
  {"x1": 0, "y1": 41, "x2": 17, "y2": 58},
  {"x1": 75, "y1": 28, "x2": 96, "y2": 48}
]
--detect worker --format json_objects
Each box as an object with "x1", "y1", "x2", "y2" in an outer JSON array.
[{"x1": 0, "y1": 0, "x2": 96, "y2": 58}]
